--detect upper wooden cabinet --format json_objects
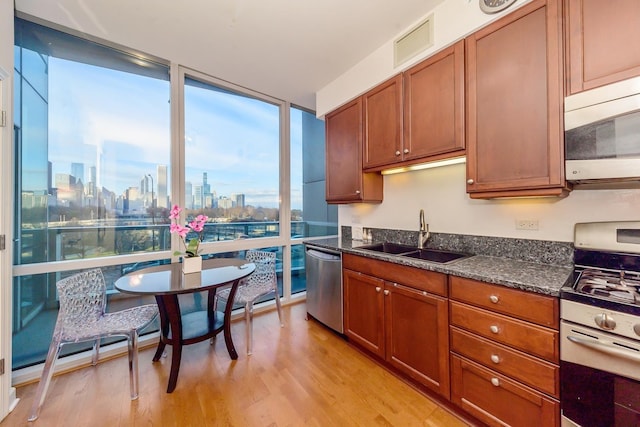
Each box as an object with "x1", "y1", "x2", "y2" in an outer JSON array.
[
  {"x1": 565, "y1": 0, "x2": 640, "y2": 95},
  {"x1": 363, "y1": 75, "x2": 403, "y2": 170},
  {"x1": 465, "y1": 0, "x2": 569, "y2": 198},
  {"x1": 403, "y1": 40, "x2": 465, "y2": 163},
  {"x1": 362, "y1": 42, "x2": 466, "y2": 172},
  {"x1": 325, "y1": 98, "x2": 383, "y2": 204}
]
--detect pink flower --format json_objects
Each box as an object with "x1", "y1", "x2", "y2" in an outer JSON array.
[
  {"x1": 170, "y1": 223, "x2": 189, "y2": 238},
  {"x1": 168, "y1": 205, "x2": 209, "y2": 257},
  {"x1": 169, "y1": 205, "x2": 181, "y2": 219}
]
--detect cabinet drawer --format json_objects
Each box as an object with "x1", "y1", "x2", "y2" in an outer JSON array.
[
  {"x1": 343, "y1": 254, "x2": 447, "y2": 296},
  {"x1": 450, "y1": 301, "x2": 558, "y2": 362},
  {"x1": 449, "y1": 276, "x2": 558, "y2": 328},
  {"x1": 451, "y1": 355, "x2": 559, "y2": 427},
  {"x1": 450, "y1": 326, "x2": 559, "y2": 397}
]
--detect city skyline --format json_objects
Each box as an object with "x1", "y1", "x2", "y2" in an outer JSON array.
[{"x1": 42, "y1": 56, "x2": 303, "y2": 210}]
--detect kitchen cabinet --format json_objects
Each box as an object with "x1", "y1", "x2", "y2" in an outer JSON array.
[
  {"x1": 362, "y1": 75, "x2": 403, "y2": 170},
  {"x1": 465, "y1": 0, "x2": 569, "y2": 199},
  {"x1": 565, "y1": 0, "x2": 640, "y2": 95},
  {"x1": 403, "y1": 40, "x2": 465, "y2": 164},
  {"x1": 325, "y1": 97, "x2": 383, "y2": 203},
  {"x1": 342, "y1": 254, "x2": 450, "y2": 398},
  {"x1": 362, "y1": 42, "x2": 466, "y2": 172},
  {"x1": 449, "y1": 276, "x2": 560, "y2": 427}
]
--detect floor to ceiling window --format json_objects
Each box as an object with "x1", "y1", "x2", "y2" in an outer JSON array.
[{"x1": 11, "y1": 16, "x2": 337, "y2": 373}]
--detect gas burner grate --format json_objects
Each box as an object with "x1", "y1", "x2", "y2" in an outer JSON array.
[{"x1": 576, "y1": 269, "x2": 640, "y2": 304}]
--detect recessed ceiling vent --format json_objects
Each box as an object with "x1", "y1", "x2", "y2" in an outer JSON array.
[{"x1": 394, "y1": 14, "x2": 434, "y2": 68}]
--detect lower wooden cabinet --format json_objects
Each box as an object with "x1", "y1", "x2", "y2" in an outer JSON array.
[
  {"x1": 343, "y1": 254, "x2": 450, "y2": 398},
  {"x1": 451, "y1": 355, "x2": 559, "y2": 427},
  {"x1": 449, "y1": 276, "x2": 560, "y2": 427}
]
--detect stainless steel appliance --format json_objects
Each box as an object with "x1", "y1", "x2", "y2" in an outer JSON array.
[
  {"x1": 560, "y1": 221, "x2": 640, "y2": 426},
  {"x1": 565, "y1": 76, "x2": 640, "y2": 187},
  {"x1": 305, "y1": 244, "x2": 343, "y2": 333}
]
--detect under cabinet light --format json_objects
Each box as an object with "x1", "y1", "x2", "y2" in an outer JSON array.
[{"x1": 381, "y1": 156, "x2": 466, "y2": 175}]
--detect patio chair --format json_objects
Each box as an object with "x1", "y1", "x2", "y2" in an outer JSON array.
[
  {"x1": 28, "y1": 268, "x2": 158, "y2": 422},
  {"x1": 216, "y1": 250, "x2": 284, "y2": 355}
]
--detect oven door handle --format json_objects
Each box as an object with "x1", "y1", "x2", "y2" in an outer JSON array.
[{"x1": 567, "y1": 334, "x2": 640, "y2": 362}]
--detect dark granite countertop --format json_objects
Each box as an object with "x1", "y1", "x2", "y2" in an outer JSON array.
[{"x1": 304, "y1": 237, "x2": 573, "y2": 297}]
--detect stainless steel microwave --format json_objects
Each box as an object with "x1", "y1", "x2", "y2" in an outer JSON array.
[{"x1": 565, "y1": 76, "x2": 640, "y2": 188}]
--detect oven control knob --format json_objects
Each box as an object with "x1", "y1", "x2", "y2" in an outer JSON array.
[
  {"x1": 634, "y1": 324, "x2": 640, "y2": 337},
  {"x1": 595, "y1": 313, "x2": 616, "y2": 331}
]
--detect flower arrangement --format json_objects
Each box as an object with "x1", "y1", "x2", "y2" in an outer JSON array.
[{"x1": 169, "y1": 205, "x2": 208, "y2": 257}]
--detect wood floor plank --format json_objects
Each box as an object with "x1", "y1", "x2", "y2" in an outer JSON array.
[{"x1": 3, "y1": 303, "x2": 473, "y2": 427}]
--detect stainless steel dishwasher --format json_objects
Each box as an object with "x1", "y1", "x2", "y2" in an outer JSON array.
[{"x1": 305, "y1": 244, "x2": 343, "y2": 333}]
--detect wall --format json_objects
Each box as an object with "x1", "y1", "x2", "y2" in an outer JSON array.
[
  {"x1": 316, "y1": 0, "x2": 533, "y2": 116},
  {"x1": 340, "y1": 164, "x2": 640, "y2": 243},
  {"x1": 319, "y1": 0, "x2": 640, "y2": 244}
]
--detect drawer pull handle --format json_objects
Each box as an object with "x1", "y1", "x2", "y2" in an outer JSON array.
[
  {"x1": 489, "y1": 295, "x2": 499, "y2": 304},
  {"x1": 375, "y1": 287, "x2": 381, "y2": 293},
  {"x1": 383, "y1": 290, "x2": 390, "y2": 296},
  {"x1": 491, "y1": 377, "x2": 500, "y2": 387},
  {"x1": 490, "y1": 354, "x2": 500, "y2": 364},
  {"x1": 489, "y1": 325, "x2": 500, "y2": 334},
  {"x1": 395, "y1": 150, "x2": 401, "y2": 156}
]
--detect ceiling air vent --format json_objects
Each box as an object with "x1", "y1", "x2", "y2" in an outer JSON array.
[{"x1": 394, "y1": 14, "x2": 434, "y2": 68}]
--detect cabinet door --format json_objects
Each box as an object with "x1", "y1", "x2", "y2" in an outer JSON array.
[
  {"x1": 363, "y1": 75, "x2": 403, "y2": 170},
  {"x1": 325, "y1": 98, "x2": 383, "y2": 203},
  {"x1": 325, "y1": 98, "x2": 364, "y2": 202},
  {"x1": 404, "y1": 40, "x2": 465, "y2": 162},
  {"x1": 566, "y1": 0, "x2": 640, "y2": 94},
  {"x1": 343, "y1": 269, "x2": 385, "y2": 358},
  {"x1": 466, "y1": 0, "x2": 567, "y2": 198},
  {"x1": 385, "y1": 283, "x2": 450, "y2": 398}
]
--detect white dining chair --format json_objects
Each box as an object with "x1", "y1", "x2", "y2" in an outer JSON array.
[
  {"x1": 216, "y1": 250, "x2": 284, "y2": 355},
  {"x1": 28, "y1": 268, "x2": 158, "y2": 421}
]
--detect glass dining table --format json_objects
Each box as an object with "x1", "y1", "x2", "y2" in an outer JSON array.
[{"x1": 114, "y1": 257, "x2": 255, "y2": 393}]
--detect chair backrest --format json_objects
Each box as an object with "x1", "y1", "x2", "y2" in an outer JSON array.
[
  {"x1": 243, "y1": 250, "x2": 277, "y2": 291},
  {"x1": 56, "y1": 269, "x2": 107, "y2": 329}
]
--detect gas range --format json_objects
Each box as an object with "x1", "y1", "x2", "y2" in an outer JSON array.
[
  {"x1": 561, "y1": 221, "x2": 640, "y2": 318},
  {"x1": 560, "y1": 221, "x2": 640, "y2": 427}
]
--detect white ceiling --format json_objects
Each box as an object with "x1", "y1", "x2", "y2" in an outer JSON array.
[{"x1": 14, "y1": 0, "x2": 446, "y2": 110}]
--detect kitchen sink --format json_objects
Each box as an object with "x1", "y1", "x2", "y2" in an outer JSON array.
[
  {"x1": 401, "y1": 248, "x2": 469, "y2": 263},
  {"x1": 355, "y1": 242, "x2": 418, "y2": 255},
  {"x1": 355, "y1": 242, "x2": 469, "y2": 263}
]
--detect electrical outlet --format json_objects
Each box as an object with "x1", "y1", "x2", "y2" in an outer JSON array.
[
  {"x1": 516, "y1": 219, "x2": 539, "y2": 230},
  {"x1": 352, "y1": 226, "x2": 363, "y2": 240}
]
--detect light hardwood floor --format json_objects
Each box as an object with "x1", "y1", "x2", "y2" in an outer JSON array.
[{"x1": 4, "y1": 303, "x2": 472, "y2": 427}]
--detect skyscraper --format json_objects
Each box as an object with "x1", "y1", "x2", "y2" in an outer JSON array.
[{"x1": 157, "y1": 165, "x2": 168, "y2": 208}]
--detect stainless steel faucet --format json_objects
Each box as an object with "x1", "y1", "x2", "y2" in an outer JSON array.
[{"x1": 418, "y1": 209, "x2": 429, "y2": 249}]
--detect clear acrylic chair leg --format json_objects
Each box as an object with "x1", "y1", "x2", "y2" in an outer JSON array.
[
  {"x1": 274, "y1": 290, "x2": 284, "y2": 327},
  {"x1": 28, "y1": 338, "x2": 62, "y2": 422},
  {"x1": 128, "y1": 331, "x2": 139, "y2": 400},
  {"x1": 91, "y1": 338, "x2": 100, "y2": 366},
  {"x1": 246, "y1": 302, "x2": 254, "y2": 355}
]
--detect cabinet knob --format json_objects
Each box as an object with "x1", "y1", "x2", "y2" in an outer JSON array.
[
  {"x1": 395, "y1": 150, "x2": 401, "y2": 156},
  {"x1": 490, "y1": 377, "x2": 500, "y2": 387},
  {"x1": 467, "y1": 179, "x2": 474, "y2": 185},
  {"x1": 403, "y1": 148, "x2": 409, "y2": 154},
  {"x1": 490, "y1": 354, "x2": 500, "y2": 364},
  {"x1": 489, "y1": 295, "x2": 499, "y2": 304},
  {"x1": 375, "y1": 286, "x2": 381, "y2": 293},
  {"x1": 383, "y1": 290, "x2": 390, "y2": 296},
  {"x1": 355, "y1": 190, "x2": 361, "y2": 194},
  {"x1": 489, "y1": 325, "x2": 500, "y2": 334}
]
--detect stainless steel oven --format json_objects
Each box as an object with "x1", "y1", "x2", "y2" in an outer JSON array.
[{"x1": 560, "y1": 221, "x2": 640, "y2": 426}]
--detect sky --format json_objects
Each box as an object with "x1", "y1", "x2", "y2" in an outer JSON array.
[{"x1": 45, "y1": 58, "x2": 305, "y2": 210}]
